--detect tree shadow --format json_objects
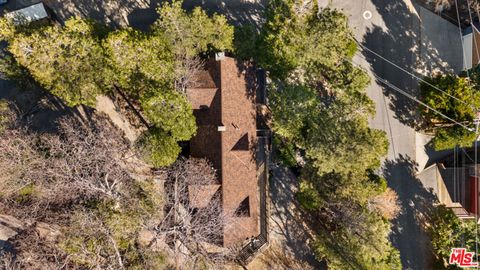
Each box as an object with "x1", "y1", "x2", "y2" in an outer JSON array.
[
  {"x1": 383, "y1": 154, "x2": 437, "y2": 270},
  {"x1": 269, "y1": 163, "x2": 325, "y2": 269},
  {"x1": 362, "y1": 0, "x2": 463, "y2": 130},
  {"x1": 127, "y1": 6, "x2": 159, "y2": 31},
  {"x1": 0, "y1": 79, "x2": 93, "y2": 133},
  {"x1": 182, "y1": 0, "x2": 266, "y2": 27},
  {"x1": 41, "y1": 0, "x2": 162, "y2": 28}
]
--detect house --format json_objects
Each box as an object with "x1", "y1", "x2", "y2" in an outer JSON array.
[
  {"x1": 420, "y1": 158, "x2": 479, "y2": 220},
  {"x1": 462, "y1": 22, "x2": 480, "y2": 70},
  {"x1": 4, "y1": 2, "x2": 49, "y2": 25},
  {"x1": 186, "y1": 56, "x2": 267, "y2": 247}
]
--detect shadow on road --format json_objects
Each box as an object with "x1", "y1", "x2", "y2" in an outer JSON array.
[
  {"x1": 182, "y1": 0, "x2": 266, "y2": 27},
  {"x1": 363, "y1": 0, "x2": 461, "y2": 131},
  {"x1": 383, "y1": 154, "x2": 437, "y2": 270},
  {"x1": 41, "y1": 0, "x2": 163, "y2": 28}
]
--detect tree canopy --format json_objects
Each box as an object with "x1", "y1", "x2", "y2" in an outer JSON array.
[
  {"x1": 429, "y1": 205, "x2": 478, "y2": 269},
  {"x1": 8, "y1": 18, "x2": 107, "y2": 107},
  {"x1": 153, "y1": 1, "x2": 234, "y2": 59},
  {"x1": 140, "y1": 89, "x2": 196, "y2": 141},
  {"x1": 420, "y1": 74, "x2": 480, "y2": 150},
  {"x1": 261, "y1": 1, "x2": 400, "y2": 269},
  {"x1": 104, "y1": 29, "x2": 175, "y2": 92},
  {"x1": 270, "y1": 84, "x2": 388, "y2": 176},
  {"x1": 258, "y1": 0, "x2": 357, "y2": 80}
]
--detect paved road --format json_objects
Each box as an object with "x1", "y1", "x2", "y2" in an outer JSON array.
[{"x1": 320, "y1": 0, "x2": 464, "y2": 269}]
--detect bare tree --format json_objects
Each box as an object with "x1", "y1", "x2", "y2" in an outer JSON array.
[
  {"x1": 46, "y1": 116, "x2": 132, "y2": 200},
  {"x1": 174, "y1": 56, "x2": 204, "y2": 93},
  {"x1": 368, "y1": 188, "x2": 401, "y2": 220},
  {"x1": 0, "y1": 114, "x2": 133, "y2": 220},
  {"x1": 4, "y1": 224, "x2": 71, "y2": 270},
  {"x1": 0, "y1": 114, "x2": 145, "y2": 269},
  {"x1": 468, "y1": 0, "x2": 480, "y2": 19},
  {"x1": 154, "y1": 158, "x2": 236, "y2": 269}
]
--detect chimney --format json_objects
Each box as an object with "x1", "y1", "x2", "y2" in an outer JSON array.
[{"x1": 215, "y1": 52, "x2": 225, "y2": 61}]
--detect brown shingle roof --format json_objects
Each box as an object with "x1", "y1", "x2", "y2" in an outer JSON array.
[
  {"x1": 188, "y1": 184, "x2": 221, "y2": 209},
  {"x1": 187, "y1": 57, "x2": 259, "y2": 247}
]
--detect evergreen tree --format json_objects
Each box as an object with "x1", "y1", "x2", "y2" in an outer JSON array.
[
  {"x1": 420, "y1": 74, "x2": 480, "y2": 150},
  {"x1": 264, "y1": 1, "x2": 400, "y2": 268},
  {"x1": 258, "y1": 0, "x2": 357, "y2": 80},
  {"x1": 104, "y1": 29, "x2": 175, "y2": 92},
  {"x1": 429, "y1": 205, "x2": 478, "y2": 269},
  {"x1": 136, "y1": 129, "x2": 182, "y2": 168},
  {"x1": 8, "y1": 18, "x2": 107, "y2": 107},
  {"x1": 153, "y1": 1, "x2": 234, "y2": 58},
  {"x1": 140, "y1": 88, "x2": 196, "y2": 141}
]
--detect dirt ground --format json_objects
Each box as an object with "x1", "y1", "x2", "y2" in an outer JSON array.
[{"x1": 244, "y1": 164, "x2": 323, "y2": 270}]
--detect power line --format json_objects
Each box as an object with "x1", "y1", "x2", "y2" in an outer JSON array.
[
  {"x1": 355, "y1": 41, "x2": 476, "y2": 109},
  {"x1": 354, "y1": 61, "x2": 475, "y2": 131}
]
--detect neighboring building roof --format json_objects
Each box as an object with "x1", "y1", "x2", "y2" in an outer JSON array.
[
  {"x1": 422, "y1": 162, "x2": 477, "y2": 220},
  {"x1": 187, "y1": 57, "x2": 259, "y2": 247},
  {"x1": 462, "y1": 21, "x2": 480, "y2": 70},
  {"x1": 5, "y1": 2, "x2": 48, "y2": 25}
]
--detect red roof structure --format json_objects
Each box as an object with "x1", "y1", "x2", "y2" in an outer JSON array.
[{"x1": 187, "y1": 57, "x2": 259, "y2": 247}]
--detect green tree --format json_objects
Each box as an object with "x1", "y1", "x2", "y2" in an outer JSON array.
[
  {"x1": 270, "y1": 84, "x2": 319, "y2": 142},
  {"x1": 104, "y1": 29, "x2": 175, "y2": 92},
  {"x1": 304, "y1": 102, "x2": 388, "y2": 175},
  {"x1": 263, "y1": 2, "x2": 399, "y2": 268},
  {"x1": 153, "y1": 1, "x2": 234, "y2": 58},
  {"x1": 431, "y1": 126, "x2": 476, "y2": 150},
  {"x1": 233, "y1": 24, "x2": 260, "y2": 60},
  {"x1": 421, "y1": 75, "x2": 479, "y2": 125},
  {"x1": 1, "y1": 3, "x2": 231, "y2": 168},
  {"x1": 420, "y1": 74, "x2": 480, "y2": 150},
  {"x1": 298, "y1": 168, "x2": 401, "y2": 270},
  {"x1": 0, "y1": 50, "x2": 36, "y2": 89},
  {"x1": 270, "y1": 84, "x2": 387, "y2": 176},
  {"x1": 140, "y1": 89, "x2": 196, "y2": 141},
  {"x1": 8, "y1": 18, "x2": 107, "y2": 107},
  {"x1": 258, "y1": 0, "x2": 356, "y2": 80},
  {"x1": 429, "y1": 205, "x2": 478, "y2": 269},
  {"x1": 0, "y1": 17, "x2": 16, "y2": 40},
  {"x1": 136, "y1": 129, "x2": 182, "y2": 168},
  {"x1": 153, "y1": 0, "x2": 234, "y2": 89}
]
